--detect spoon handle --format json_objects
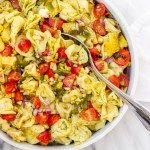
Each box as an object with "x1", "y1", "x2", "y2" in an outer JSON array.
[
  {"x1": 61, "y1": 33, "x2": 150, "y2": 131},
  {"x1": 91, "y1": 62, "x2": 150, "y2": 131}
]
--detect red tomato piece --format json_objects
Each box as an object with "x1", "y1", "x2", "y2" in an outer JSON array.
[
  {"x1": 118, "y1": 73, "x2": 129, "y2": 87},
  {"x1": 40, "y1": 21, "x2": 50, "y2": 32},
  {"x1": 66, "y1": 59, "x2": 73, "y2": 67},
  {"x1": 18, "y1": 39, "x2": 31, "y2": 53},
  {"x1": 46, "y1": 68, "x2": 54, "y2": 78},
  {"x1": 55, "y1": 19, "x2": 64, "y2": 29},
  {"x1": 46, "y1": 18, "x2": 64, "y2": 30},
  {"x1": 9, "y1": 0, "x2": 20, "y2": 10},
  {"x1": 14, "y1": 90, "x2": 23, "y2": 102},
  {"x1": 1, "y1": 44, "x2": 13, "y2": 56},
  {"x1": 47, "y1": 114, "x2": 61, "y2": 126},
  {"x1": 80, "y1": 108, "x2": 100, "y2": 121},
  {"x1": 1, "y1": 114, "x2": 16, "y2": 121},
  {"x1": 31, "y1": 96, "x2": 41, "y2": 109},
  {"x1": 71, "y1": 65, "x2": 81, "y2": 75},
  {"x1": 4, "y1": 81, "x2": 17, "y2": 94},
  {"x1": 38, "y1": 62, "x2": 49, "y2": 75},
  {"x1": 108, "y1": 75, "x2": 120, "y2": 87},
  {"x1": 40, "y1": 21, "x2": 57, "y2": 36},
  {"x1": 94, "y1": 59, "x2": 105, "y2": 71},
  {"x1": 90, "y1": 47, "x2": 100, "y2": 59},
  {"x1": 40, "y1": 18, "x2": 64, "y2": 36},
  {"x1": 87, "y1": 101, "x2": 93, "y2": 109},
  {"x1": 49, "y1": 28, "x2": 57, "y2": 36},
  {"x1": 8, "y1": 70, "x2": 21, "y2": 82},
  {"x1": 114, "y1": 49, "x2": 131, "y2": 66},
  {"x1": 93, "y1": 3, "x2": 107, "y2": 18},
  {"x1": 37, "y1": 131, "x2": 51, "y2": 145},
  {"x1": 35, "y1": 112, "x2": 49, "y2": 124},
  {"x1": 41, "y1": 49, "x2": 50, "y2": 56},
  {"x1": 63, "y1": 74, "x2": 76, "y2": 88},
  {"x1": 57, "y1": 47, "x2": 67, "y2": 59},
  {"x1": 93, "y1": 19, "x2": 106, "y2": 36}
]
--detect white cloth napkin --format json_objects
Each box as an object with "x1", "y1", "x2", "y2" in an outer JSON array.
[{"x1": 110, "y1": 0, "x2": 150, "y2": 102}]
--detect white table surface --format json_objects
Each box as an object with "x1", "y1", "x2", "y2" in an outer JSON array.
[{"x1": 1, "y1": 0, "x2": 150, "y2": 150}]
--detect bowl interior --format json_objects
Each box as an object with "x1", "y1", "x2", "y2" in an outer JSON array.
[{"x1": 0, "y1": 0, "x2": 138, "y2": 150}]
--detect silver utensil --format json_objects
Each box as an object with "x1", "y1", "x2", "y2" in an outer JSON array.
[{"x1": 62, "y1": 33, "x2": 150, "y2": 131}]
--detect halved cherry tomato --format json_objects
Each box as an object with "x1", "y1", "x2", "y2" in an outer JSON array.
[
  {"x1": 38, "y1": 62, "x2": 49, "y2": 75},
  {"x1": 14, "y1": 90, "x2": 23, "y2": 102},
  {"x1": 35, "y1": 112, "x2": 49, "y2": 124},
  {"x1": 66, "y1": 59, "x2": 73, "y2": 67},
  {"x1": 93, "y1": 3, "x2": 107, "y2": 18},
  {"x1": 71, "y1": 65, "x2": 81, "y2": 75},
  {"x1": 40, "y1": 21, "x2": 50, "y2": 32},
  {"x1": 63, "y1": 74, "x2": 76, "y2": 88},
  {"x1": 55, "y1": 19, "x2": 64, "y2": 29},
  {"x1": 40, "y1": 21, "x2": 57, "y2": 36},
  {"x1": 47, "y1": 18, "x2": 64, "y2": 30},
  {"x1": 8, "y1": 70, "x2": 21, "y2": 82},
  {"x1": 9, "y1": 0, "x2": 20, "y2": 10},
  {"x1": 46, "y1": 68, "x2": 54, "y2": 78},
  {"x1": 87, "y1": 101, "x2": 93, "y2": 109},
  {"x1": 37, "y1": 131, "x2": 51, "y2": 145},
  {"x1": 93, "y1": 19, "x2": 106, "y2": 36},
  {"x1": 114, "y1": 49, "x2": 131, "y2": 66},
  {"x1": 80, "y1": 108, "x2": 100, "y2": 121},
  {"x1": 41, "y1": 49, "x2": 50, "y2": 56},
  {"x1": 57, "y1": 47, "x2": 67, "y2": 59},
  {"x1": 4, "y1": 81, "x2": 17, "y2": 94},
  {"x1": 94, "y1": 59, "x2": 105, "y2": 71},
  {"x1": 18, "y1": 39, "x2": 31, "y2": 53},
  {"x1": 1, "y1": 114, "x2": 16, "y2": 121},
  {"x1": 47, "y1": 114, "x2": 60, "y2": 126},
  {"x1": 31, "y1": 96, "x2": 41, "y2": 109},
  {"x1": 118, "y1": 73, "x2": 129, "y2": 87},
  {"x1": 40, "y1": 18, "x2": 64, "y2": 36},
  {"x1": 108, "y1": 75, "x2": 120, "y2": 87},
  {"x1": 90, "y1": 47, "x2": 100, "y2": 59},
  {"x1": 1, "y1": 44, "x2": 13, "y2": 56}
]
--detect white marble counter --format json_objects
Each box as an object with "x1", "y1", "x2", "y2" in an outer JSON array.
[{"x1": 0, "y1": 0, "x2": 150, "y2": 150}]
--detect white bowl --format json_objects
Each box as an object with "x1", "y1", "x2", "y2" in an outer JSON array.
[{"x1": 0, "y1": 0, "x2": 139, "y2": 149}]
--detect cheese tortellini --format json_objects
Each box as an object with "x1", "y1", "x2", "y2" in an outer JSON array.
[
  {"x1": 24, "y1": 125, "x2": 46, "y2": 144},
  {"x1": 36, "y1": 83, "x2": 55, "y2": 101},
  {"x1": 0, "y1": 0, "x2": 130, "y2": 146},
  {"x1": 19, "y1": 0, "x2": 37, "y2": 14},
  {"x1": 65, "y1": 44, "x2": 88, "y2": 64},
  {"x1": 10, "y1": 16, "x2": 25, "y2": 45},
  {"x1": 12, "y1": 102, "x2": 35, "y2": 129},
  {"x1": 62, "y1": 89, "x2": 84, "y2": 104},
  {"x1": 26, "y1": 29, "x2": 50, "y2": 53},
  {"x1": 0, "y1": 98, "x2": 15, "y2": 114},
  {"x1": 20, "y1": 77, "x2": 38, "y2": 94},
  {"x1": 70, "y1": 125, "x2": 92, "y2": 144},
  {"x1": 1, "y1": 23, "x2": 11, "y2": 43},
  {"x1": 23, "y1": 63, "x2": 40, "y2": 79},
  {"x1": 51, "y1": 119, "x2": 71, "y2": 139},
  {"x1": 56, "y1": 102, "x2": 74, "y2": 119}
]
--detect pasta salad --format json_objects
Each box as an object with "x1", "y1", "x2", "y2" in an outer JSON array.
[{"x1": 0, "y1": 0, "x2": 131, "y2": 146}]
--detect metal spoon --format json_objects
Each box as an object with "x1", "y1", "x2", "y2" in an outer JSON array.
[{"x1": 62, "y1": 33, "x2": 150, "y2": 131}]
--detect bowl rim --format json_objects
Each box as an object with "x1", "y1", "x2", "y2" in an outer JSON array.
[{"x1": 0, "y1": 0, "x2": 139, "y2": 149}]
